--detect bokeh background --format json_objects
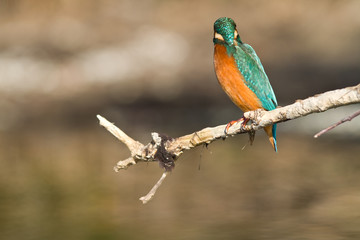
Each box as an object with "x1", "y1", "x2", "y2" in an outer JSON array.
[{"x1": 1, "y1": 0, "x2": 360, "y2": 239}]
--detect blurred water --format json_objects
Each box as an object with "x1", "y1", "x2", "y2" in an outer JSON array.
[{"x1": 1, "y1": 126, "x2": 360, "y2": 240}]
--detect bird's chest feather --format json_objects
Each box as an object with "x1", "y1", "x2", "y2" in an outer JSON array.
[{"x1": 214, "y1": 44, "x2": 262, "y2": 112}]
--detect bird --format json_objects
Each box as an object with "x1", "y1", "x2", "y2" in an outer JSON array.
[{"x1": 213, "y1": 17, "x2": 278, "y2": 152}]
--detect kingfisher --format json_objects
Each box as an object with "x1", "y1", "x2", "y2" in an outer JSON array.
[{"x1": 213, "y1": 17, "x2": 278, "y2": 152}]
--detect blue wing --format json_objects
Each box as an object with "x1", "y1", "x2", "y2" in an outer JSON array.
[{"x1": 232, "y1": 43, "x2": 277, "y2": 111}]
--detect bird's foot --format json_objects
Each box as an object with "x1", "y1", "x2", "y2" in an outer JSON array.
[{"x1": 224, "y1": 117, "x2": 249, "y2": 134}]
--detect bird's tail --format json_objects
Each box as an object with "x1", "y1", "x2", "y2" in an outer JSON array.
[{"x1": 264, "y1": 124, "x2": 277, "y2": 152}]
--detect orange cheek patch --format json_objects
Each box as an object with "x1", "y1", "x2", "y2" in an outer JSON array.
[{"x1": 214, "y1": 44, "x2": 262, "y2": 112}]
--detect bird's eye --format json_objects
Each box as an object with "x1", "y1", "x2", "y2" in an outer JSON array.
[{"x1": 214, "y1": 32, "x2": 224, "y2": 41}]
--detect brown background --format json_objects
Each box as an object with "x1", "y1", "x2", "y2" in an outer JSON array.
[{"x1": 1, "y1": 1, "x2": 360, "y2": 239}]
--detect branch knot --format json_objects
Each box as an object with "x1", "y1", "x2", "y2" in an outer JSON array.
[{"x1": 151, "y1": 133, "x2": 176, "y2": 171}]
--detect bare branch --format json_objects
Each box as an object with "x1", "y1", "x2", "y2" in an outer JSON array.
[
  {"x1": 98, "y1": 84, "x2": 360, "y2": 203},
  {"x1": 314, "y1": 109, "x2": 360, "y2": 138},
  {"x1": 114, "y1": 157, "x2": 136, "y2": 172},
  {"x1": 139, "y1": 172, "x2": 169, "y2": 204},
  {"x1": 97, "y1": 115, "x2": 143, "y2": 155}
]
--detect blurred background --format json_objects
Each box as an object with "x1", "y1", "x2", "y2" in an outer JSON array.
[{"x1": 1, "y1": 0, "x2": 360, "y2": 239}]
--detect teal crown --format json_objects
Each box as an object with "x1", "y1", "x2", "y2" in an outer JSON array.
[{"x1": 214, "y1": 17, "x2": 238, "y2": 44}]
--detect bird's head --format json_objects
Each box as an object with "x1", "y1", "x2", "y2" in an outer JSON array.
[{"x1": 213, "y1": 17, "x2": 242, "y2": 46}]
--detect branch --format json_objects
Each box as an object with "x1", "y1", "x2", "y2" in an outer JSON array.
[
  {"x1": 98, "y1": 84, "x2": 360, "y2": 203},
  {"x1": 139, "y1": 172, "x2": 169, "y2": 204},
  {"x1": 314, "y1": 109, "x2": 360, "y2": 138}
]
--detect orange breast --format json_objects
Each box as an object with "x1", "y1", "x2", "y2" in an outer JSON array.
[{"x1": 214, "y1": 44, "x2": 262, "y2": 112}]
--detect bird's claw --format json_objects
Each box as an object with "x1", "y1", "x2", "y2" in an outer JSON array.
[
  {"x1": 224, "y1": 120, "x2": 238, "y2": 134},
  {"x1": 224, "y1": 117, "x2": 249, "y2": 135}
]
